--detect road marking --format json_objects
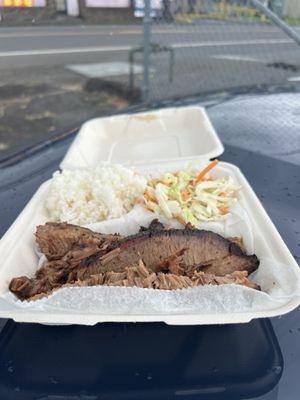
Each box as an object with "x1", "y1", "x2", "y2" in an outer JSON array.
[
  {"x1": 0, "y1": 142, "x2": 8, "y2": 151},
  {"x1": 0, "y1": 28, "x2": 212, "y2": 38},
  {"x1": 0, "y1": 38, "x2": 293, "y2": 58},
  {"x1": 288, "y1": 76, "x2": 300, "y2": 82},
  {"x1": 66, "y1": 61, "x2": 148, "y2": 78},
  {"x1": 212, "y1": 55, "x2": 263, "y2": 63},
  {"x1": 0, "y1": 27, "x2": 293, "y2": 39},
  {"x1": 0, "y1": 30, "x2": 140, "y2": 38},
  {"x1": 172, "y1": 38, "x2": 292, "y2": 48},
  {"x1": 0, "y1": 45, "x2": 132, "y2": 57}
]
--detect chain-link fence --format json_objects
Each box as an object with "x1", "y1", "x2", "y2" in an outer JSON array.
[
  {"x1": 131, "y1": 0, "x2": 300, "y2": 103},
  {"x1": 1, "y1": 0, "x2": 300, "y2": 162}
]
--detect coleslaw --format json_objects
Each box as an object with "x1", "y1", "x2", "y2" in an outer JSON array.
[{"x1": 143, "y1": 161, "x2": 240, "y2": 226}]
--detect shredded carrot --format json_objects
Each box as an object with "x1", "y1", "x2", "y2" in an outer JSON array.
[
  {"x1": 136, "y1": 199, "x2": 144, "y2": 205},
  {"x1": 176, "y1": 216, "x2": 185, "y2": 225},
  {"x1": 144, "y1": 191, "x2": 152, "y2": 201},
  {"x1": 182, "y1": 190, "x2": 190, "y2": 201},
  {"x1": 196, "y1": 160, "x2": 219, "y2": 182},
  {"x1": 220, "y1": 207, "x2": 228, "y2": 215},
  {"x1": 144, "y1": 190, "x2": 157, "y2": 204},
  {"x1": 144, "y1": 204, "x2": 154, "y2": 212},
  {"x1": 156, "y1": 180, "x2": 171, "y2": 187},
  {"x1": 220, "y1": 192, "x2": 227, "y2": 197}
]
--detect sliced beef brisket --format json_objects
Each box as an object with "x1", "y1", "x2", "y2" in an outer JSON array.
[
  {"x1": 10, "y1": 221, "x2": 260, "y2": 300},
  {"x1": 36, "y1": 222, "x2": 121, "y2": 261},
  {"x1": 14, "y1": 261, "x2": 259, "y2": 301}
]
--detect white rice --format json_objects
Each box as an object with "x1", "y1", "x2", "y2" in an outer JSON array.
[{"x1": 45, "y1": 165, "x2": 146, "y2": 225}]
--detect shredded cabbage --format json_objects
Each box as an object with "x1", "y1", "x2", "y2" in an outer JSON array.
[{"x1": 143, "y1": 163, "x2": 240, "y2": 227}]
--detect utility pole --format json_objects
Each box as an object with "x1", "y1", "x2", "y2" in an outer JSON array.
[{"x1": 250, "y1": 0, "x2": 300, "y2": 46}]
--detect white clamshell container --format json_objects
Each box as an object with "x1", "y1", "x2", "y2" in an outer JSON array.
[
  {"x1": 60, "y1": 106, "x2": 224, "y2": 169},
  {"x1": 0, "y1": 106, "x2": 299, "y2": 325}
]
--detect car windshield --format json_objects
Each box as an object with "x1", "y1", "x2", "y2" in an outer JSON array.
[
  {"x1": 0, "y1": 2, "x2": 299, "y2": 400},
  {"x1": 0, "y1": 0, "x2": 299, "y2": 164}
]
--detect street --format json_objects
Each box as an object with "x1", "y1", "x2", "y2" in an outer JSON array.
[
  {"x1": 1, "y1": 22, "x2": 300, "y2": 87},
  {"x1": 0, "y1": 21, "x2": 300, "y2": 160},
  {"x1": 1, "y1": 22, "x2": 300, "y2": 96},
  {"x1": 0, "y1": 23, "x2": 298, "y2": 65}
]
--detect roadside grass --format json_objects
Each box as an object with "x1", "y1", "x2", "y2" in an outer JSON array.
[{"x1": 173, "y1": 3, "x2": 300, "y2": 27}]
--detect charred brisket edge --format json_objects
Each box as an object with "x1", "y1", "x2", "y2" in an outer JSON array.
[
  {"x1": 110, "y1": 228, "x2": 249, "y2": 255},
  {"x1": 53, "y1": 229, "x2": 260, "y2": 276}
]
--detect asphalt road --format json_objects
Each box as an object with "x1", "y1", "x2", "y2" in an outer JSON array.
[
  {"x1": 0, "y1": 23, "x2": 298, "y2": 66},
  {"x1": 0, "y1": 22, "x2": 300, "y2": 98},
  {"x1": 0, "y1": 21, "x2": 300, "y2": 160}
]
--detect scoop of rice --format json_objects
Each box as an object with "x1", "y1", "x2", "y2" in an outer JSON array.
[{"x1": 45, "y1": 165, "x2": 146, "y2": 225}]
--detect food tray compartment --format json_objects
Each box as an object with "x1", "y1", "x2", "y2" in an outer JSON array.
[{"x1": 0, "y1": 160, "x2": 299, "y2": 325}]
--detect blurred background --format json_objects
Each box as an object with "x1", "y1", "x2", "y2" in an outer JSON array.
[{"x1": 0, "y1": 0, "x2": 300, "y2": 161}]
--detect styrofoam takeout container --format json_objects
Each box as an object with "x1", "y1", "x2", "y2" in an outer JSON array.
[
  {"x1": 60, "y1": 106, "x2": 224, "y2": 169},
  {"x1": 0, "y1": 106, "x2": 299, "y2": 325}
]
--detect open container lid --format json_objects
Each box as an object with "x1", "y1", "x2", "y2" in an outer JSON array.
[{"x1": 60, "y1": 106, "x2": 224, "y2": 170}]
